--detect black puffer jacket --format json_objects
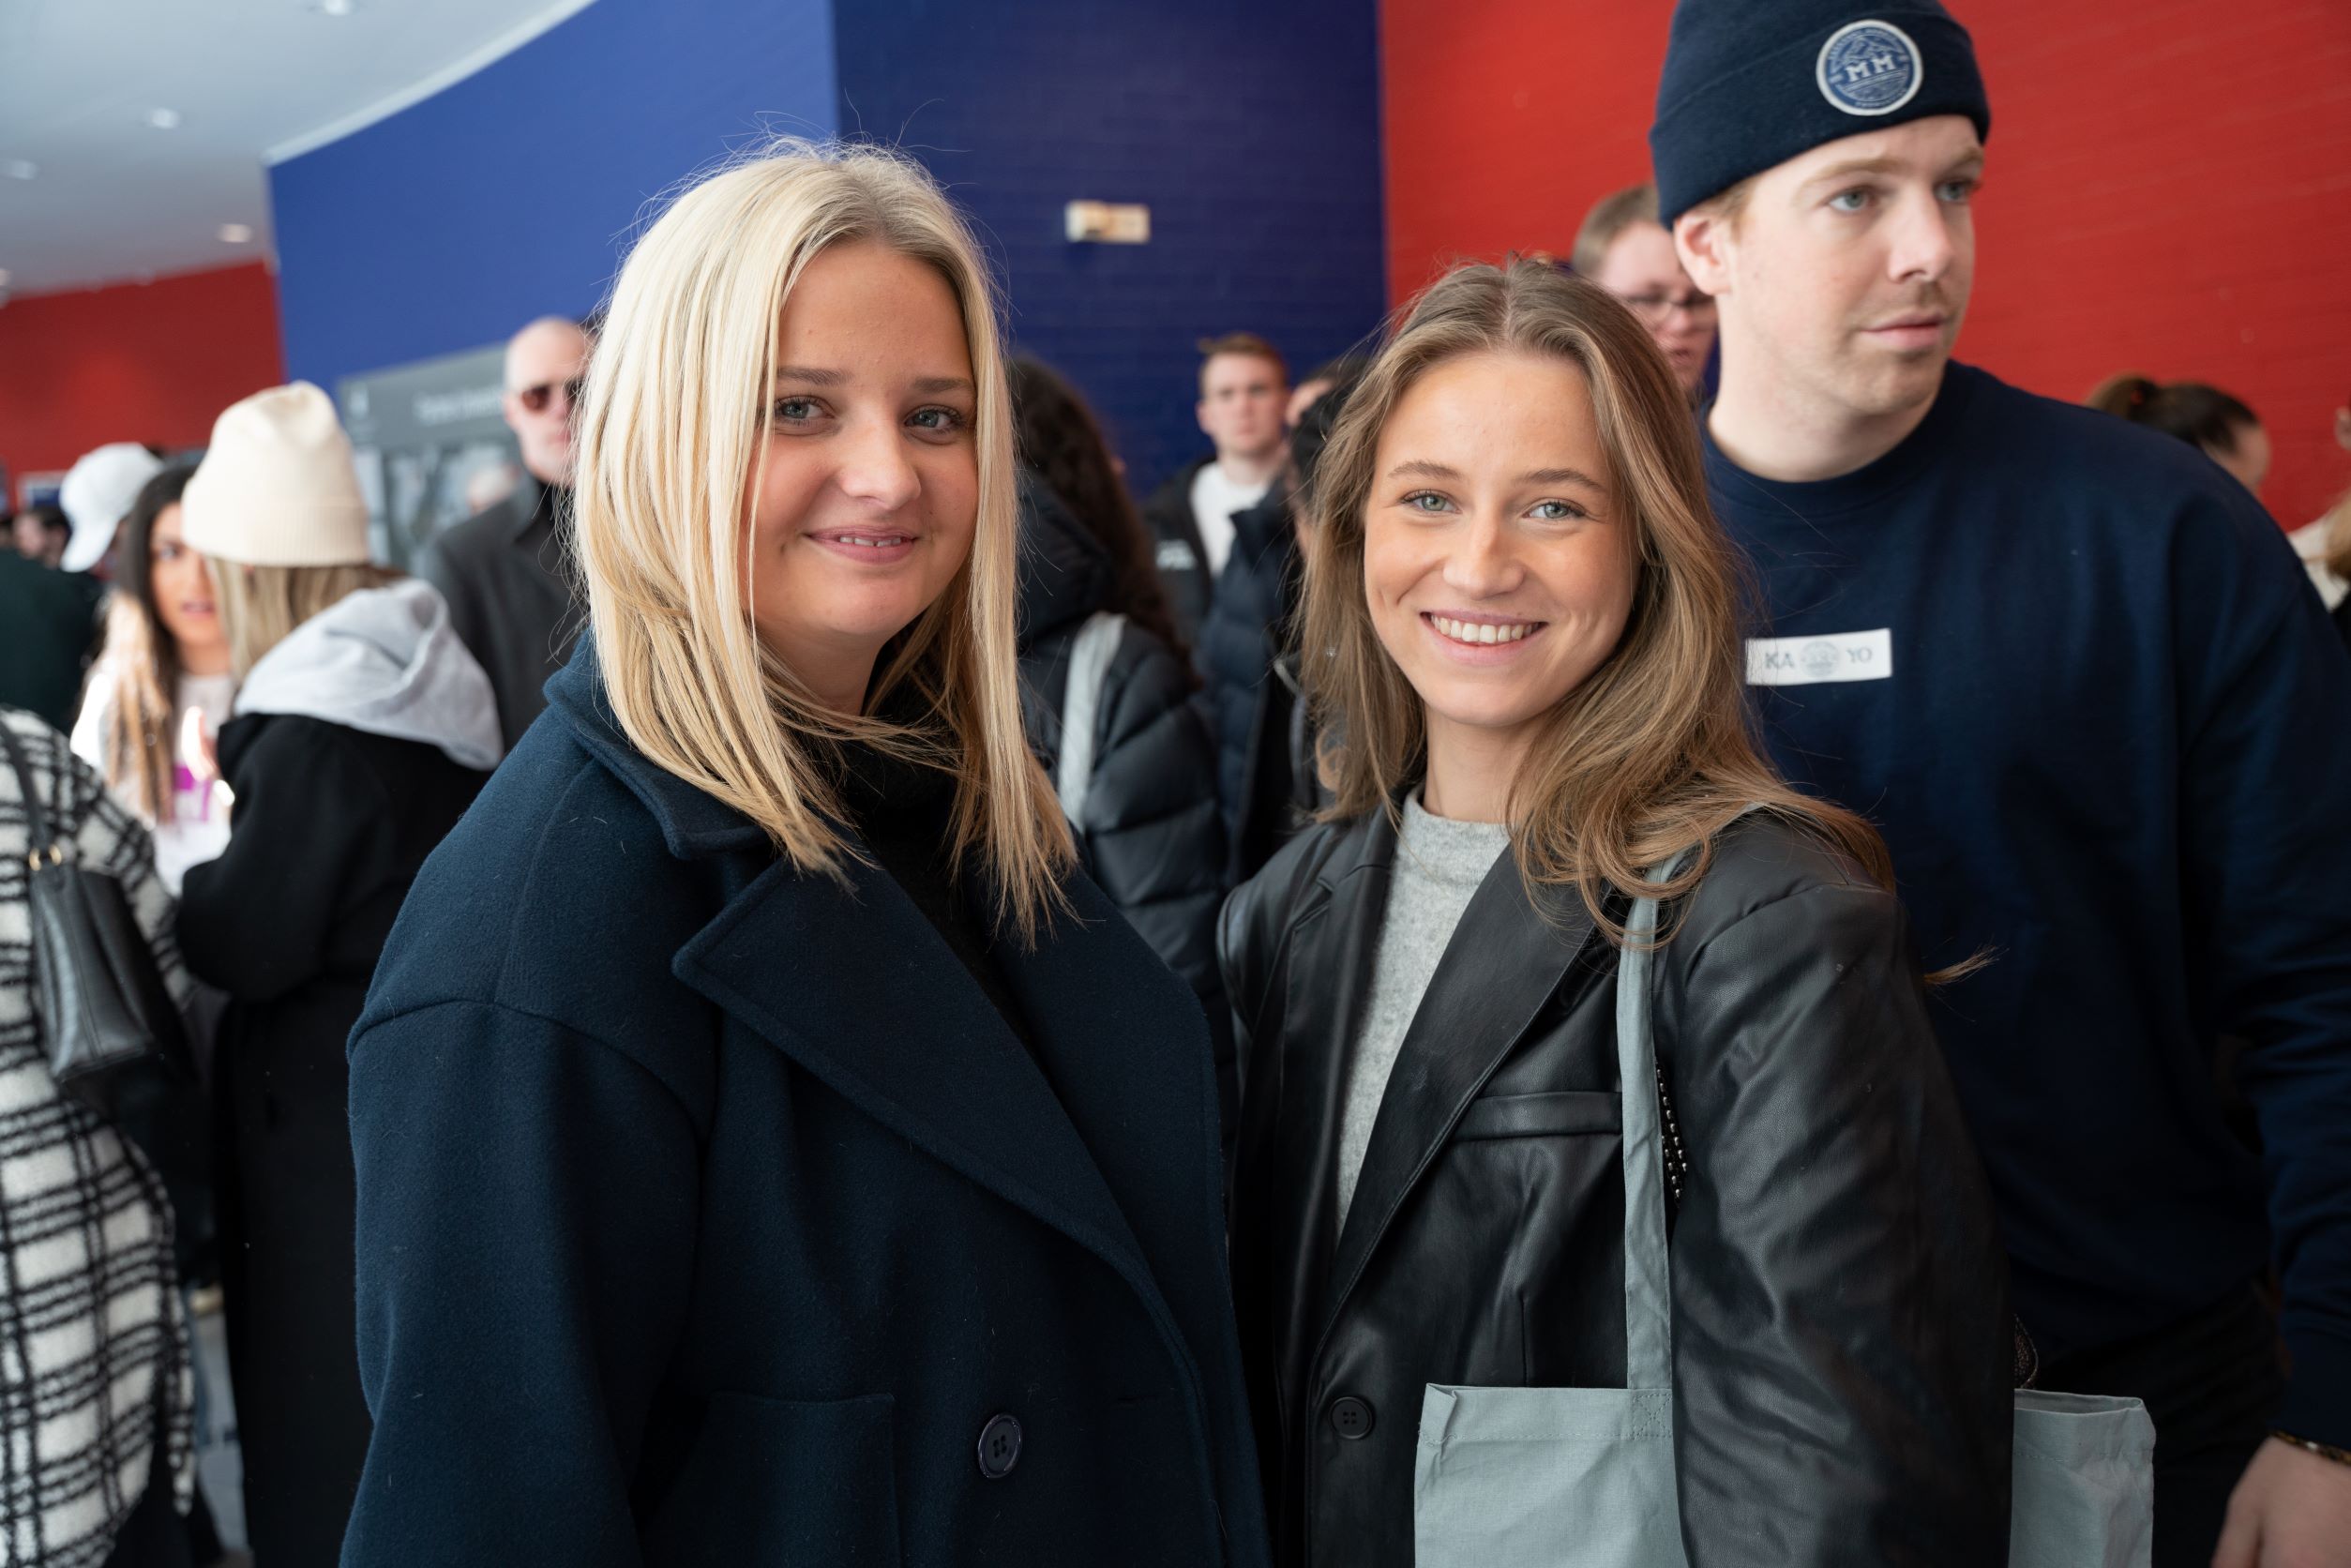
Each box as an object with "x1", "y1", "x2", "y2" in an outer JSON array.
[
  {"x1": 1195, "y1": 490, "x2": 1305, "y2": 874},
  {"x1": 1017, "y1": 476, "x2": 1235, "y2": 1127},
  {"x1": 1219, "y1": 807, "x2": 2012, "y2": 1567},
  {"x1": 1139, "y1": 456, "x2": 1216, "y2": 641}
]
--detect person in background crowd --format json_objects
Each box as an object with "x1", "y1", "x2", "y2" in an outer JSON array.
[
  {"x1": 60, "y1": 443, "x2": 167, "y2": 576},
  {"x1": 0, "y1": 708, "x2": 197, "y2": 1568},
  {"x1": 1144, "y1": 331, "x2": 1291, "y2": 638},
  {"x1": 1285, "y1": 354, "x2": 1367, "y2": 433},
  {"x1": 339, "y1": 143, "x2": 1268, "y2": 1568},
  {"x1": 173, "y1": 383, "x2": 499, "y2": 1568},
  {"x1": 1222, "y1": 260, "x2": 2010, "y2": 1566},
  {"x1": 2289, "y1": 391, "x2": 2351, "y2": 638},
  {"x1": 1007, "y1": 357, "x2": 1234, "y2": 1133},
  {"x1": 71, "y1": 466, "x2": 234, "y2": 894},
  {"x1": 1206, "y1": 366, "x2": 1362, "y2": 881},
  {"x1": 417, "y1": 315, "x2": 593, "y2": 754},
  {"x1": 12, "y1": 499, "x2": 73, "y2": 568},
  {"x1": 1656, "y1": 0, "x2": 2351, "y2": 1560},
  {"x1": 1573, "y1": 181, "x2": 1718, "y2": 402},
  {"x1": 2089, "y1": 373, "x2": 2271, "y2": 497},
  {"x1": 0, "y1": 512, "x2": 105, "y2": 731}
]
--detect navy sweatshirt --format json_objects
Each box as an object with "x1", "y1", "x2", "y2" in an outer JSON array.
[{"x1": 1705, "y1": 361, "x2": 2351, "y2": 1443}]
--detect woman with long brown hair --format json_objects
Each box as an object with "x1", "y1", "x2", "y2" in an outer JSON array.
[
  {"x1": 1219, "y1": 260, "x2": 2010, "y2": 1565},
  {"x1": 68, "y1": 464, "x2": 234, "y2": 893},
  {"x1": 1007, "y1": 356, "x2": 1234, "y2": 1128},
  {"x1": 339, "y1": 143, "x2": 1268, "y2": 1567}
]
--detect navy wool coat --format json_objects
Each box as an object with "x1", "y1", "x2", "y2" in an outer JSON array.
[{"x1": 339, "y1": 644, "x2": 1272, "y2": 1568}]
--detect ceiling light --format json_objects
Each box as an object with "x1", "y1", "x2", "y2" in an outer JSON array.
[
  {"x1": 318, "y1": 0, "x2": 356, "y2": 13},
  {"x1": 219, "y1": 223, "x2": 253, "y2": 244},
  {"x1": 0, "y1": 270, "x2": 11, "y2": 288},
  {"x1": 2, "y1": 160, "x2": 35, "y2": 180},
  {"x1": 147, "y1": 108, "x2": 181, "y2": 130}
]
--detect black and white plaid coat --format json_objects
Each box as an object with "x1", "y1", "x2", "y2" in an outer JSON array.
[{"x1": 0, "y1": 709, "x2": 192, "y2": 1566}]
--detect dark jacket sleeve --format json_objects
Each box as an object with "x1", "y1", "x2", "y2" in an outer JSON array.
[
  {"x1": 2169, "y1": 495, "x2": 2351, "y2": 1444},
  {"x1": 1081, "y1": 633, "x2": 1234, "y2": 1116},
  {"x1": 1658, "y1": 882, "x2": 2012, "y2": 1568},
  {"x1": 341, "y1": 1000, "x2": 699, "y2": 1568},
  {"x1": 177, "y1": 717, "x2": 381, "y2": 1001},
  {"x1": 415, "y1": 531, "x2": 490, "y2": 677}
]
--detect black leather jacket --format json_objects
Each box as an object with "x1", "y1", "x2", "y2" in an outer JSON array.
[{"x1": 1218, "y1": 807, "x2": 2012, "y2": 1566}]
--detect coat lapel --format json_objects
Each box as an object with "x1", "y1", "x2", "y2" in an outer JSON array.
[
  {"x1": 1311, "y1": 847, "x2": 1598, "y2": 1368},
  {"x1": 1257, "y1": 813, "x2": 1393, "y2": 1395},
  {"x1": 672, "y1": 849, "x2": 1157, "y2": 1297}
]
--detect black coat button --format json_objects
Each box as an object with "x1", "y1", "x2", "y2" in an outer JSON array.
[
  {"x1": 1329, "y1": 1395, "x2": 1375, "y2": 1440},
  {"x1": 977, "y1": 1413, "x2": 1023, "y2": 1479}
]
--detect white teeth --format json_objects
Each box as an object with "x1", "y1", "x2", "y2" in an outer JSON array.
[
  {"x1": 837, "y1": 535, "x2": 909, "y2": 548},
  {"x1": 1432, "y1": 615, "x2": 1534, "y2": 645}
]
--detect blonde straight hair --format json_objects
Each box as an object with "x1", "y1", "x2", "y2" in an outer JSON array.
[
  {"x1": 207, "y1": 560, "x2": 401, "y2": 679},
  {"x1": 573, "y1": 141, "x2": 1072, "y2": 938},
  {"x1": 1302, "y1": 259, "x2": 1893, "y2": 942}
]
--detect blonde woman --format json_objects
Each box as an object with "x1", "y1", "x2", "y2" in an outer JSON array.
[
  {"x1": 340, "y1": 144, "x2": 1269, "y2": 1567},
  {"x1": 70, "y1": 464, "x2": 235, "y2": 893},
  {"x1": 1219, "y1": 262, "x2": 2010, "y2": 1565},
  {"x1": 173, "y1": 382, "x2": 500, "y2": 1568}
]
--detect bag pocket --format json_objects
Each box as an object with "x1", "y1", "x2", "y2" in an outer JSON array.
[
  {"x1": 1414, "y1": 1383, "x2": 1686, "y2": 1568},
  {"x1": 641, "y1": 1390, "x2": 898, "y2": 1566},
  {"x1": 2009, "y1": 1390, "x2": 2154, "y2": 1568},
  {"x1": 1454, "y1": 1091, "x2": 1620, "y2": 1141}
]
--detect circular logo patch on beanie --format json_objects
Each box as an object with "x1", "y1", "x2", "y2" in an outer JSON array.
[{"x1": 1816, "y1": 20, "x2": 1924, "y2": 116}]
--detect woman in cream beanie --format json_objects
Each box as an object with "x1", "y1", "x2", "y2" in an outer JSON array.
[{"x1": 174, "y1": 382, "x2": 501, "y2": 1566}]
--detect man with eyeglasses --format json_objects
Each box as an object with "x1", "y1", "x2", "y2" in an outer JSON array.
[
  {"x1": 419, "y1": 315, "x2": 593, "y2": 754},
  {"x1": 1571, "y1": 181, "x2": 1716, "y2": 400}
]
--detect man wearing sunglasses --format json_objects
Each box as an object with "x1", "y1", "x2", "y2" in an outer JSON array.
[{"x1": 419, "y1": 316, "x2": 593, "y2": 754}]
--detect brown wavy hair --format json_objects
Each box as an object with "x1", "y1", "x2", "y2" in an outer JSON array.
[
  {"x1": 1300, "y1": 258, "x2": 1893, "y2": 942},
  {"x1": 93, "y1": 465, "x2": 197, "y2": 819},
  {"x1": 1006, "y1": 357, "x2": 1188, "y2": 660}
]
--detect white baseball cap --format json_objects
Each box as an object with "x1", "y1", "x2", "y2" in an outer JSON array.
[{"x1": 57, "y1": 443, "x2": 166, "y2": 572}]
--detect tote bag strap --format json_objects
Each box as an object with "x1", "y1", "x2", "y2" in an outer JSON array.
[
  {"x1": 1054, "y1": 611, "x2": 1125, "y2": 825},
  {"x1": 0, "y1": 719, "x2": 61, "y2": 858},
  {"x1": 1616, "y1": 851, "x2": 1686, "y2": 1392},
  {"x1": 1618, "y1": 809, "x2": 1767, "y2": 1391}
]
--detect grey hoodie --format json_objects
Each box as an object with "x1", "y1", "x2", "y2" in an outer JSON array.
[{"x1": 234, "y1": 578, "x2": 504, "y2": 772}]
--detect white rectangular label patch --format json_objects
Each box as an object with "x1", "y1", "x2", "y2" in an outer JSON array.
[{"x1": 1745, "y1": 627, "x2": 1893, "y2": 686}]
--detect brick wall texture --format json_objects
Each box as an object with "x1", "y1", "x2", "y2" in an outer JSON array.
[{"x1": 836, "y1": 0, "x2": 1391, "y2": 494}]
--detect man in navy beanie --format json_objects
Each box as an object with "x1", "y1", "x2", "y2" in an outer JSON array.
[{"x1": 1653, "y1": 3, "x2": 2351, "y2": 1563}]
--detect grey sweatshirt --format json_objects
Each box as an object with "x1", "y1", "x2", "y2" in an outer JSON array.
[
  {"x1": 234, "y1": 578, "x2": 503, "y2": 771},
  {"x1": 1335, "y1": 792, "x2": 1510, "y2": 1229}
]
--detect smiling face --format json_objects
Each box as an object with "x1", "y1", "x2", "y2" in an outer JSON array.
[
  {"x1": 1364, "y1": 349, "x2": 1637, "y2": 786},
  {"x1": 744, "y1": 241, "x2": 980, "y2": 713},
  {"x1": 147, "y1": 503, "x2": 227, "y2": 668},
  {"x1": 1681, "y1": 114, "x2": 1982, "y2": 428}
]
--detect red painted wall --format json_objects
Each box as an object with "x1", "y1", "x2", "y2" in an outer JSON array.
[
  {"x1": 1380, "y1": 0, "x2": 2351, "y2": 531},
  {"x1": 0, "y1": 262, "x2": 286, "y2": 505}
]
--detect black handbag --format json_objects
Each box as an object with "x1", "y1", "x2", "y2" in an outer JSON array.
[{"x1": 0, "y1": 720, "x2": 193, "y2": 1114}]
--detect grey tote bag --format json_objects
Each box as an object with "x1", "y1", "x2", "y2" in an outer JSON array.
[{"x1": 1409, "y1": 854, "x2": 2154, "y2": 1567}]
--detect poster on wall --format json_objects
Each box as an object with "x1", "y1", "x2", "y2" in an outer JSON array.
[{"x1": 337, "y1": 343, "x2": 519, "y2": 571}]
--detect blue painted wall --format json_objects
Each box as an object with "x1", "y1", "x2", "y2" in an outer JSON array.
[
  {"x1": 833, "y1": 0, "x2": 1388, "y2": 492},
  {"x1": 270, "y1": 0, "x2": 837, "y2": 389},
  {"x1": 269, "y1": 0, "x2": 1389, "y2": 494}
]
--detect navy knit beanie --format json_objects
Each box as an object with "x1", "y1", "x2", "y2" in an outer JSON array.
[{"x1": 1650, "y1": 0, "x2": 1991, "y2": 226}]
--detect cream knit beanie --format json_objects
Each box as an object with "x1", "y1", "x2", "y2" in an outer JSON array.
[{"x1": 181, "y1": 383, "x2": 371, "y2": 566}]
